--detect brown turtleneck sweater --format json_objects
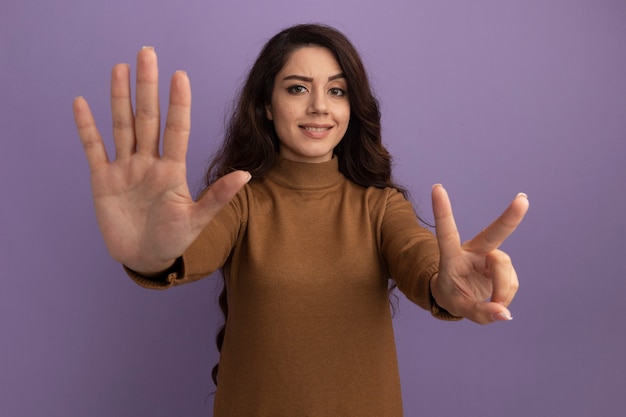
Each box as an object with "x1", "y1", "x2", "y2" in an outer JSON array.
[{"x1": 127, "y1": 156, "x2": 457, "y2": 416}]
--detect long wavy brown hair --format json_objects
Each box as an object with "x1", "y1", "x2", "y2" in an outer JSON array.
[{"x1": 205, "y1": 23, "x2": 408, "y2": 386}]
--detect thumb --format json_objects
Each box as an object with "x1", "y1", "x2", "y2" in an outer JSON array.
[
  {"x1": 192, "y1": 170, "x2": 252, "y2": 226},
  {"x1": 465, "y1": 301, "x2": 514, "y2": 325}
]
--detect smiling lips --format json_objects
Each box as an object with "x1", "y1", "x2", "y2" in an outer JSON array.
[{"x1": 300, "y1": 124, "x2": 333, "y2": 139}]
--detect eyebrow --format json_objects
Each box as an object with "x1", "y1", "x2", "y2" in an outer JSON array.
[{"x1": 282, "y1": 73, "x2": 345, "y2": 82}]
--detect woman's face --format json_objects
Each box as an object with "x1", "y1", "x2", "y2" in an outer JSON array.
[{"x1": 266, "y1": 46, "x2": 350, "y2": 163}]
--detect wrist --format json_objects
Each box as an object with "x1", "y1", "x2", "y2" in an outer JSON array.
[
  {"x1": 430, "y1": 272, "x2": 442, "y2": 305},
  {"x1": 429, "y1": 272, "x2": 463, "y2": 320},
  {"x1": 125, "y1": 258, "x2": 177, "y2": 278}
]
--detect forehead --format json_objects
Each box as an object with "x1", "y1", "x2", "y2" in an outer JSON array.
[{"x1": 278, "y1": 46, "x2": 343, "y2": 77}]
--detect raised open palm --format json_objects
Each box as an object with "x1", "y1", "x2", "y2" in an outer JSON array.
[{"x1": 73, "y1": 47, "x2": 250, "y2": 274}]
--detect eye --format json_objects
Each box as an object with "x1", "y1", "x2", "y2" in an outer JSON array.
[
  {"x1": 329, "y1": 87, "x2": 346, "y2": 97},
  {"x1": 287, "y1": 85, "x2": 308, "y2": 94}
]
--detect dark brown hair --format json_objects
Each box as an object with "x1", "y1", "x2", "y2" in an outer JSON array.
[{"x1": 206, "y1": 23, "x2": 407, "y2": 386}]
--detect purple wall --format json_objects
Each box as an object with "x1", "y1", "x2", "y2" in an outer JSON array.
[{"x1": 2, "y1": 0, "x2": 625, "y2": 416}]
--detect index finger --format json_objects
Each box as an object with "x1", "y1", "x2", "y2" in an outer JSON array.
[
  {"x1": 432, "y1": 184, "x2": 463, "y2": 259},
  {"x1": 162, "y1": 70, "x2": 191, "y2": 163},
  {"x1": 464, "y1": 193, "x2": 529, "y2": 254}
]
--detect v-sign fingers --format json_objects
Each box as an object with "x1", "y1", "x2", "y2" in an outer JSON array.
[
  {"x1": 464, "y1": 193, "x2": 529, "y2": 254},
  {"x1": 432, "y1": 184, "x2": 462, "y2": 259}
]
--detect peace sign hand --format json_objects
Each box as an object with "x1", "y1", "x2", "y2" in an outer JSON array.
[{"x1": 430, "y1": 184, "x2": 530, "y2": 324}]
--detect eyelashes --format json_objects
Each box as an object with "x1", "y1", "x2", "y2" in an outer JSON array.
[
  {"x1": 286, "y1": 85, "x2": 347, "y2": 97},
  {"x1": 329, "y1": 87, "x2": 346, "y2": 97},
  {"x1": 287, "y1": 85, "x2": 308, "y2": 94}
]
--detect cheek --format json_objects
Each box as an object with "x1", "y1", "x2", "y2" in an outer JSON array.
[
  {"x1": 339, "y1": 107, "x2": 351, "y2": 138},
  {"x1": 273, "y1": 103, "x2": 297, "y2": 123},
  {"x1": 339, "y1": 105, "x2": 351, "y2": 125}
]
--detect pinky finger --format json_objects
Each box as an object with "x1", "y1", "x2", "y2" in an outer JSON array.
[{"x1": 73, "y1": 96, "x2": 110, "y2": 171}]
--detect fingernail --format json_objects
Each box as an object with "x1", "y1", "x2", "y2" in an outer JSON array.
[
  {"x1": 492, "y1": 311, "x2": 513, "y2": 322},
  {"x1": 517, "y1": 192, "x2": 528, "y2": 199},
  {"x1": 175, "y1": 70, "x2": 188, "y2": 76},
  {"x1": 245, "y1": 171, "x2": 252, "y2": 183},
  {"x1": 141, "y1": 45, "x2": 155, "y2": 51},
  {"x1": 432, "y1": 183, "x2": 443, "y2": 190}
]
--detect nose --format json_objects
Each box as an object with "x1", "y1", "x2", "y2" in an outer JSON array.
[{"x1": 307, "y1": 90, "x2": 328, "y2": 115}]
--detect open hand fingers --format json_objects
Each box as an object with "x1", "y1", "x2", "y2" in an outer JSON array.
[
  {"x1": 162, "y1": 71, "x2": 191, "y2": 163},
  {"x1": 73, "y1": 97, "x2": 109, "y2": 172},
  {"x1": 465, "y1": 193, "x2": 529, "y2": 254},
  {"x1": 111, "y1": 63, "x2": 135, "y2": 159},
  {"x1": 432, "y1": 184, "x2": 462, "y2": 259},
  {"x1": 134, "y1": 46, "x2": 160, "y2": 157},
  {"x1": 76, "y1": 48, "x2": 187, "y2": 169}
]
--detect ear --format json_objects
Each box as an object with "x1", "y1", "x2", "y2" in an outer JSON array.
[{"x1": 265, "y1": 104, "x2": 273, "y2": 121}]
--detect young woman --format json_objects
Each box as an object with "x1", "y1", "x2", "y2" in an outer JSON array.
[{"x1": 73, "y1": 24, "x2": 528, "y2": 416}]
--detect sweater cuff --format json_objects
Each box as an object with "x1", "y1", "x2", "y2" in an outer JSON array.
[
  {"x1": 430, "y1": 295, "x2": 463, "y2": 321},
  {"x1": 123, "y1": 257, "x2": 184, "y2": 290}
]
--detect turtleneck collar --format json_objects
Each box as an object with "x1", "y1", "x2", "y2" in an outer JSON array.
[{"x1": 266, "y1": 155, "x2": 344, "y2": 190}]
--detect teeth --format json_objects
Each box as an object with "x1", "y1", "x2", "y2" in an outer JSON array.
[{"x1": 304, "y1": 127, "x2": 329, "y2": 132}]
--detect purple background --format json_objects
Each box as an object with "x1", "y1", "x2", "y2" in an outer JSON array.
[{"x1": 2, "y1": 0, "x2": 625, "y2": 416}]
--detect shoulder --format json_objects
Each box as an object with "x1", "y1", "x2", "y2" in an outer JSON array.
[{"x1": 362, "y1": 185, "x2": 412, "y2": 211}]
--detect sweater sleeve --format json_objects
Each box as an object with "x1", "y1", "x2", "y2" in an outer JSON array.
[
  {"x1": 124, "y1": 187, "x2": 248, "y2": 289},
  {"x1": 380, "y1": 190, "x2": 461, "y2": 321}
]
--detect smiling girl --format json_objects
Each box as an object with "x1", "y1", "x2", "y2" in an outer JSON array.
[{"x1": 73, "y1": 24, "x2": 528, "y2": 416}]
